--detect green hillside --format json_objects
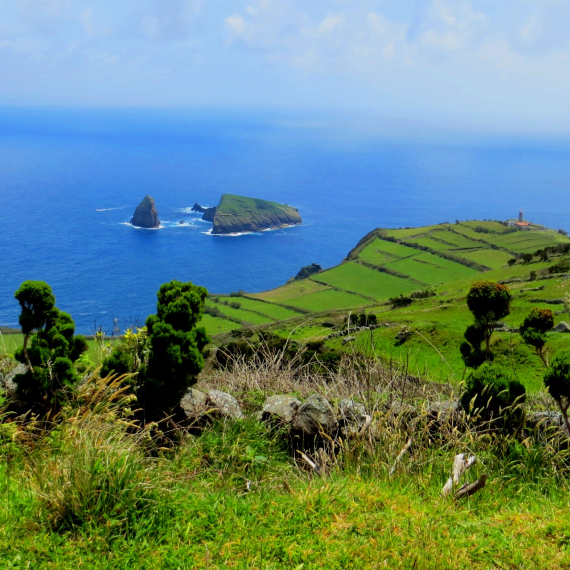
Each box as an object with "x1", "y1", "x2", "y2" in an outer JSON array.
[
  {"x1": 200, "y1": 220, "x2": 570, "y2": 392},
  {"x1": 202, "y1": 220, "x2": 570, "y2": 333}
]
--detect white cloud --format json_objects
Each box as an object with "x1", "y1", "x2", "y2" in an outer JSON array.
[
  {"x1": 225, "y1": 14, "x2": 245, "y2": 35},
  {"x1": 318, "y1": 15, "x2": 342, "y2": 33},
  {"x1": 519, "y1": 16, "x2": 543, "y2": 43},
  {"x1": 421, "y1": 30, "x2": 462, "y2": 51}
]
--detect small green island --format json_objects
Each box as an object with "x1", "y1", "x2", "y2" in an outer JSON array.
[{"x1": 192, "y1": 193, "x2": 302, "y2": 234}]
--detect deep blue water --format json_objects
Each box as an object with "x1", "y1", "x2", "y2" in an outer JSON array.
[{"x1": 2, "y1": 108, "x2": 570, "y2": 334}]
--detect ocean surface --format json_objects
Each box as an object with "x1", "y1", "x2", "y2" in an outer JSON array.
[{"x1": 2, "y1": 108, "x2": 570, "y2": 334}]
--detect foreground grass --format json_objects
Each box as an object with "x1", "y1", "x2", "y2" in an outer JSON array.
[{"x1": 2, "y1": 414, "x2": 570, "y2": 570}]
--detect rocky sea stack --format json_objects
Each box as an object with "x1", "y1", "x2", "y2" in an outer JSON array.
[
  {"x1": 194, "y1": 194, "x2": 301, "y2": 235},
  {"x1": 130, "y1": 195, "x2": 160, "y2": 229}
]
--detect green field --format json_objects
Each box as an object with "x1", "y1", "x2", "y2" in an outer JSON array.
[
  {"x1": 217, "y1": 296, "x2": 301, "y2": 321},
  {"x1": 200, "y1": 314, "x2": 239, "y2": 335},
  {"x1": 459, "y1": 248, "x2": 512, "y2": 269},
  {"x1": 205, "y1": 300, "x2": 274, "y2": 325},
  {"x1": 281, "y1": 288, "x2": 369, "y2": 312},
  {"x1": 386, "y1": 251, "x2": 478, "y2": 284},
  {"x1": 385, "y1": 224, "x2": 443, "y2": 239},
  {"x1": 314, "y1": 261, "x2": 419, "y2": 301},
  {"x1": 252, "y1": 278, "x2": 329, "y2": 303}
]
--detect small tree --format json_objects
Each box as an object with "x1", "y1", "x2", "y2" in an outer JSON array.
[
  {"x1": 465, "y1": 281, "x2": 512, "y2": 359},
  {"x1": 459, "y1": 323, "x2": 487, "y2": 369},
  {"x1": 13, "y1": 281, "x2": 88, "y2": 406},
  {"x1": 519, "y1": 308, "x2": 554, "y2": 367},
  {"x1": 137, "y1": 280, "x2": 210, "y2": 415},
  {"x1": 461, "y1": 362, "x2": 526, "y2": 424},
  {"x1": 544, "y1": 349, "x2": 570, "y2": 434}
]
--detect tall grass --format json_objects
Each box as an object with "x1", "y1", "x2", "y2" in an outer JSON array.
[{"x1": 2, "y1": 353, "x2": 570, "y2": 567}]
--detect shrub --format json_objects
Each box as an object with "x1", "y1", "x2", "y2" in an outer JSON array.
[
  {"x1": 410, "y1": 289, "x2": 435, "y2": 300},
  {"x1": 544, "y1": 348, "x2": 570, "y2": 434},
  {"x1": 13, "y1": 281, "x2": 88, "y2": 408},
  {"x1": 389, "y1": 295, "x2": 413, "y2": 309},
  {"x1": 229, "y1": 301, "x2": 241, "y2": 310},
  {"x1": 529, "y1": 270, "x2": 537, "y2": 281},
  {"x1": 520, "y1": 253, "x2": 533, "y2": 265},
  {"x1": 507, "y1": 258, "x2": 517, "y2": 267},
  {"x1": 101, "y1": 326, "x2": 149, "y2": 378},
  {"x1": 520, "y1": 308, "x2": 554, "y2": 367},
  {"x1": 464, "y1": 281, "x2": 512, "y2": 360},
  {"x1": 461, "y1": 363, "x2": 526, "y2": 423},
  {"x1": 548, "y1": 259, "x2": 570, "y2": 274},
  {"x1": 137, "y1": 281, "x2": 210, "y2": 415},
  {"x1": 559, "y1": 229, "x2": 568, "y2": 236},
  {"x1": 204, "y1": 305, "x2": 224, "y2": 318}
]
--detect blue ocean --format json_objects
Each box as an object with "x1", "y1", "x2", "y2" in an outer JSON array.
[{"x1": 2, "y1": 107, "x2": 570, "y2": 334}]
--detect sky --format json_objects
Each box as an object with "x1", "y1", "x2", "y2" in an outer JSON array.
[{"x1": 1, "y1": 0, "x2": 570, "y2": 132}]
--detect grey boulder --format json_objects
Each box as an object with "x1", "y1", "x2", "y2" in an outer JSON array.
[
  {"x1": 180, "y1": 388, "x2": 209, "y2": 421},
  {"x1": 292, "y1": 394, "x2": 338, "y2": 436},
  {"x1": 262, "y1": 394, "x2": 301, "y2": 425},
  {"x1": 1, "y1": 362, "x2": 26, "y2": 398},
  {"x1": 338, "y1": 399, "x2": 367, "y2": 426},
  {"x1": 206, "y1": 389, "x2": 244, "y2": 420}
]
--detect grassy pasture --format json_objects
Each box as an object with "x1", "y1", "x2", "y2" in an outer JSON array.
[
  {"x1": 252, "y1": 279, "x2": 329, "y2": 302},
  {"x1": 459, "y1": 248, "x2": 512, "y2": 269},
  {"x1": 384, "y1": 224, "x2": 444, "y2": 239},
  {"x1": 200, "y1": 314, "x2": 238, "y2": 335},
  {"x1": 400, "y1": 235, "x2": 454, "y2": 251},
  {"x1": 486, "y1": 231, "x2": 566, "y2": 253},
  {"x1": 460, "y1": 220, "x2": 511, "y2": 232},
  {"x1": 432, "y1": 229, "x2": 483, "y2": 248},
  {"x1": 314, "y1": 261, "x2": 419, "y2": 301},
  {"x1": 229, "y1": 296, "x2": 301, "y2": 320},
  {"x1": 282, "y1": 288, "x2": 369, "y2": 312},
  {"x1": 386, "y1": 251, "x2": 478, "y2": 285},
  {"x1": 358, "y1": 238, "x2": 416, "y2": 265},
  {"x1": 205, "y1": 300, "x2": 274, "y2": 325}
]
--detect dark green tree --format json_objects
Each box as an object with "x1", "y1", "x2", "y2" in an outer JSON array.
[
  {"x1": 520, "y1": 308, "x2": 554, "y2": 367},
  {"x1": 13, "y1": 281, "x2": 88, "y2": 407},
  {"x1": 544, "y1": 348, "x2": 570, "y2": 434},
  {"x1": 461, "y1": 362, "x2": 526, "y2": 424},
  {"x1": 459, "y1": 323, "x2": 487, "y2": 369},
  {"x1": 465, "y1": 280, "x2": 512, "y2": 359},
  {"x1": 137, "y1": 280, "x2": 210, "y2": 415}
]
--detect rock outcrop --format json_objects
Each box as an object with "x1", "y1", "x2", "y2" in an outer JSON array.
[
  {"x1": 196, "y1": 194, "x2": 301, "y2": 235},
  {"x1": 202, "y1": 207, "x2": 216, "y2": 222},
  {"x1": 130, "y1": 195, "x2": 160, "y2": 228},
  {"x1": 193, "y1": 203, "x2": 216, "y2": 221},
  {"x1": 293, "y1": 263, "x2": 323, "y2": 281}
]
